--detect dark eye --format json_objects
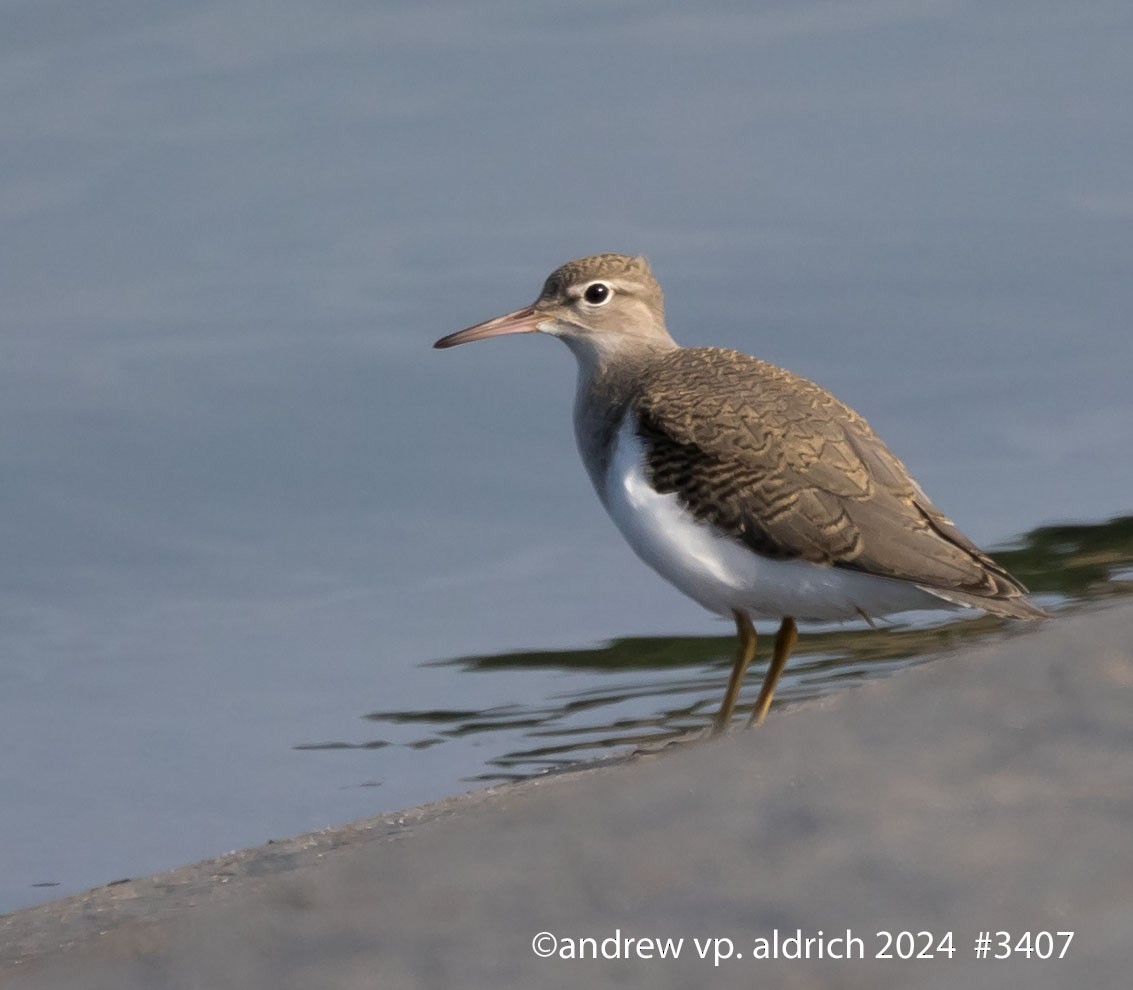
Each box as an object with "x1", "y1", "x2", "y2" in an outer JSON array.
[{"x1": 583, "y1": 282, "x2": 611, "y2": 305}]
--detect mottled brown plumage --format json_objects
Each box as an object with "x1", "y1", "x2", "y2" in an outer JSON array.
[{"x1": 632, "y1": 346, "x2": 1041, "y2": 619}]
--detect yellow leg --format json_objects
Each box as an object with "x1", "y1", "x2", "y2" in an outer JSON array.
[
  {"x1": 747, "y1": 616, "x2": 798, "y2": 727},
  {"x1": 713, "y1": 610, "x2": 757, "y2": 733}
]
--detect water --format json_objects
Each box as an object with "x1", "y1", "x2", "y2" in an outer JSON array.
[
  {"x1": 2, "y1": 1, "x2": 1132, "y2": 913},
  {"x1": 329, "y1": 518, "x2": 1133, "y2": 780}
]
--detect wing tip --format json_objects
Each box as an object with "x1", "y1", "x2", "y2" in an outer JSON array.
[{"x1": 918, "y1": 584, "x2": 1051, "y2": 621}]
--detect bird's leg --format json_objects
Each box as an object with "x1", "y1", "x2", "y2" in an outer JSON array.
[
  {"x1": 713, "y1": 610, "x2": 757, "y2": 734},
  {"x1": 747, "y1": 616, "x2": 798, "y2": 727}
]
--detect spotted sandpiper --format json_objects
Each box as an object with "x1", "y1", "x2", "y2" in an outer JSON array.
[{"x1": 435, "y1": 254, "x2": 1045, "y2": 731}]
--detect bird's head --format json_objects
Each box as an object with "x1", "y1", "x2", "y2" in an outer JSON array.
[{"x1": 434, "y1": 254, "x2": 675, "y2": 367}]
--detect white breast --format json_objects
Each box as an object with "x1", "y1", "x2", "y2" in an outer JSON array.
[{"x1": 600, "y1": 417, "x2": 950, "y2": 622}]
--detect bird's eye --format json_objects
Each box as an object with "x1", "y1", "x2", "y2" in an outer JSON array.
[{"x1": 583, "y1": 282, "x2": 611, "y2": 305}]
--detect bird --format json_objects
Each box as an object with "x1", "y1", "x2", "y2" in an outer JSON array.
[{"x1": 434, "y1": 253, "x2": 1046, "y2": 732}]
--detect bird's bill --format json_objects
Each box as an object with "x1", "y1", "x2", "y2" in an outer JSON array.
[{"x1": 434, "y1": 306, "x2": 543, "y2": 349}]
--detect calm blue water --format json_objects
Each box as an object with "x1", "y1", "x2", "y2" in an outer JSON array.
[{"x1": 3, "y1": 0, "x2": 1132, "y2": 913}]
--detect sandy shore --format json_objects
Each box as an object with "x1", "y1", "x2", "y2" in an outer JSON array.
[{"x1": 3, "y1": 601, "x2": 1131, "y2": 989}]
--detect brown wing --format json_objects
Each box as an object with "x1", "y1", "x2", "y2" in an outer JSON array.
[{"x1": 633, "y1": 347, "x2": 1043, "y2": 619}]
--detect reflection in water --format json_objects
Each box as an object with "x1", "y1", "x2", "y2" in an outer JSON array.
[{"x1": 299, "y1": 516, "x2": 1133, "y2": 781}]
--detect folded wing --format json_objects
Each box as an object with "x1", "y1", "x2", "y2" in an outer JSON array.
[{"x1": 633, "y1": 347, "x2": 1044, "y2": 619}]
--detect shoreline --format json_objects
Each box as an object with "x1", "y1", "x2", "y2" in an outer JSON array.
[{"x1": 4, "y1": 599, "x2": 1131, "y2": 988}]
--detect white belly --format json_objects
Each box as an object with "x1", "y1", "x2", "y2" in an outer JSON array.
[{"x1": 601, "y1": 419, "x2": 950, "y2": 622}]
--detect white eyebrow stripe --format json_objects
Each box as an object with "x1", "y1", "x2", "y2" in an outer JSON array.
[{"x1": 570, "y1": 277, "x2": 638, "y2": 298}]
